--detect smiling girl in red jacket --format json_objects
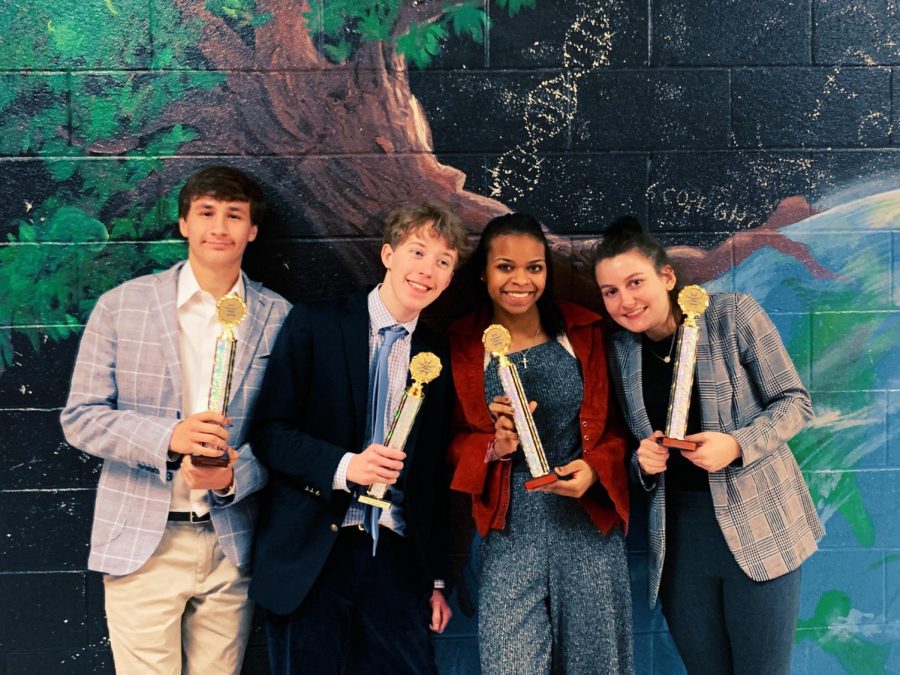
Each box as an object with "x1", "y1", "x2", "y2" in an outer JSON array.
[{"x1": 447, "y1": 213, "x2": 634, "y2": 675}]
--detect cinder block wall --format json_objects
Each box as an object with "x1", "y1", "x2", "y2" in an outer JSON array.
[{"x1": 1, "y1": 1, "x2": 898, "y2": 673}]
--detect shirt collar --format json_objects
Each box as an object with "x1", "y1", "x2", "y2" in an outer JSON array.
[
  {"x1": 177, "y1": 260, "x2": 245, "y2": 309},
  {"x1": 367, "y1": 285, "x2": 418, "y2": 336}
]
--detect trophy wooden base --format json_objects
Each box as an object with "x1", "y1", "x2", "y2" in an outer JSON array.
[
  {"x1": 191, "y1": 453, "x2": 230, "y2": 467},
  {"x1": 358, "y1": 494, "x2": 392, "y2": 510},
  {"x1": 660, "y1": 436, "x2": 698, "y2": 452},
  {"x1": 524, "y1": 473, "x2": 558, "y2": 491}
]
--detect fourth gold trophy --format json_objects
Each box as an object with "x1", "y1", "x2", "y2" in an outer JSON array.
[{"x1": 660, "y1": 285, "x2": 710, "y2": 452}]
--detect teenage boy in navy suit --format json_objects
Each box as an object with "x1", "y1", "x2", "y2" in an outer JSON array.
[{"x1": 250, "y1": 203, "x2": 468, "y2": 674}]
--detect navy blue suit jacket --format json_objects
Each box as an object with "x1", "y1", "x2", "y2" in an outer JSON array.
[{"x1": 249, "y1": 291, "x2": 452, "y2": 615}]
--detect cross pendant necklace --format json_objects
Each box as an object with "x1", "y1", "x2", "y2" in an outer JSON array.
[{"x1": 519, "y1": 322, "x2": 543, "y2": 369}]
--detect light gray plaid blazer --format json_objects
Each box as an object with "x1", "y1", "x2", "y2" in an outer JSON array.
[
  {"x1": 61, "y1": 262, "x2": 290, "y2": 576},
  {"x1": 607, "y1": 292, "x2": 824, "y2": 607}
]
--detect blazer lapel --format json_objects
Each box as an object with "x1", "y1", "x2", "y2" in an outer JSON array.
[
  {"x1": 693, "y1": 315, "x2": 718, "y2": 431},
  {"x1": 227, "y1": 277, "x2": 272, "y2": 410},
  {"x1": 341, "y1": 293, "x2": 370, "y2": 437},
  {"x1": 621, "y1": 335, "x2": 654, "y2": 440},
  {"x1": 153, "y1": 263, "x2": 184, "y2": 414}
]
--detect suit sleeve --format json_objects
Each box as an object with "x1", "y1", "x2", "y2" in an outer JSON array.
[
  {"x1": 447, "y1": 373, "x2": 512, "y2": 539},
  {"x1": 447, "y1": 396, "x2": 494, "y2": 495},
  {"x1": 208, "y1": 439, "x2": 267, "y2": 508},
  {"x1": 60, "y1": 293, "x2": 178, "y2": 481},
  {"x1": 250, "y1": 304, "x2": 347, "y2": 495},
  {"x1": 729, "y1": 293, "x2": 813, "y2": 467}
]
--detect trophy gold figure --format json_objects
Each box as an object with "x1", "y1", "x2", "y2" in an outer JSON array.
[
  {"x1": 358, "y1": 352, "x2": 443, "y2": 509},
  {"x1": 482, "y1": 323, "x2": 557, "y2": 491},
  {"x1": 660, "y1": 285, "x2": 710, "y2": 452},
  {"x1": 193, "y1": 293, "x2": 246, "y2": 468}
]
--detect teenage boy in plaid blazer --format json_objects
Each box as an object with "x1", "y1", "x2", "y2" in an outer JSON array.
[{"x1": 61, "y1": 166, "x2": 291, "y2": 674}]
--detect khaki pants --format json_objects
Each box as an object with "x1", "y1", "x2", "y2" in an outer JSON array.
[{"x1": 103, "y1": 521, "x2": 253, "y2": 675}]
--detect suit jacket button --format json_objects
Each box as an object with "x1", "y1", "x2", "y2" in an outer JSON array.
[
  {"x1": 330, "y1": 524, "x2": 339, "y2": 533},
  {"x1": 166, "y1": 471, "x2": 173, "y2": 482}
]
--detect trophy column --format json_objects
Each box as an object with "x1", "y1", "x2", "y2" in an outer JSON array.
[
  {"x1": 660, "y1": 285, "x2": 710, "y2": 452},
  {"x1": 358, "y1": 352, "x2": 443, "y2": 509},
  {"x1": 482, "y1": 324, "x2": 557, "y2": 491},
  {"x1": 193, "y1": 293, "x2": 246, "y2": 468}
]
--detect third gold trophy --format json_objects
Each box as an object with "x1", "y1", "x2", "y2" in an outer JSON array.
[{"x1": 482, "y1": 323, "x2": 557, "y2": 490}]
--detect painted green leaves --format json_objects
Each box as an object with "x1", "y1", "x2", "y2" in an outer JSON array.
[{"x1": 304, "y1": 0, "x2": 499, "y2": 68}]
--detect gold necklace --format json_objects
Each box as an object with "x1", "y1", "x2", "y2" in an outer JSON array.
[{"x1": 646, "y1": 334, "x2": 676, "y2": 364}]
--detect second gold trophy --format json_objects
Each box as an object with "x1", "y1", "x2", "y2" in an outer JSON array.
[{"x1": 357, "y1": 351, "x2": 443, "y2": 509}]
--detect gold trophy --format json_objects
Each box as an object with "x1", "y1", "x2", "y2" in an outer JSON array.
[
  {"x1": 193, "y1": 293, "x2": 246, "y2": 468},
  {"x1": 483, "y1": 324, "x2": 557, "y2": 491},
  {"x1": 358, "y1": 352, "x2": 443, "y2": 509},
  {"x1": 660, "y1": 285, "x2": 710, "y2": 452}
]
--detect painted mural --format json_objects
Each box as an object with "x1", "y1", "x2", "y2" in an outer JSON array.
[{"x1": 1, "y1": 1, "x2": 898, "y2": 673}]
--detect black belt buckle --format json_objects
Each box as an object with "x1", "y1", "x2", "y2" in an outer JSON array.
[{"x1": 168, "y1": 511, "x2": 211, "y2": 523}]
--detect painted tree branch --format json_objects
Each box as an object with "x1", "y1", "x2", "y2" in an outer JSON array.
[{"x1": 87, "y1": 0, "x2": 828, "y2": 293}]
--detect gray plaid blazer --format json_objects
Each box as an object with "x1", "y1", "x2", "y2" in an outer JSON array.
[
  {"x1": 61, "y1": 262, "x2": 290, "y2": 576},
  {"x1": 608, "y1": 292, "x2": 824, "y2": 607}
]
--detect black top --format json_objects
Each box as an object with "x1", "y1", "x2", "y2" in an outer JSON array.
[{"x1": 640, "y1": 333, "x2": 709, "y2": 493}]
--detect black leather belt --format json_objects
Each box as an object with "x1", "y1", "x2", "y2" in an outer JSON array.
[{"x1": 167, "y1": 511, "x2": 211, "y2": 523}]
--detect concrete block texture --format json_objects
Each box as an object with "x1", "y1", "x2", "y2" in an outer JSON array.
[
  {"x1": 1, "y1": 1, "x2": 898, "y2": 673},
  {"x1": 732, "y1": 67, "x2": 892, "y2": 148},
  {"x1": 573, "y1": 69, "x2": 731, "y2": 150},
  {"x1": 651, "y1": 0, "x2": 811, "y2": 65}
]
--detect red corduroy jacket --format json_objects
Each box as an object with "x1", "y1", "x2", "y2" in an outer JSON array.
[{"x1": 447, "y1": 301, "x2": 630, "y2": 537}]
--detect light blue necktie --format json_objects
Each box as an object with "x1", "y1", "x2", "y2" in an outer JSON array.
[{"x1": 364, "y1": 324, "x2": 407, "y2": 553}]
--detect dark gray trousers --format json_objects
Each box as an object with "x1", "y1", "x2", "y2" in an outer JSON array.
[{"x1": 660, "y1": 491, "x2": 802, "y2": 675}]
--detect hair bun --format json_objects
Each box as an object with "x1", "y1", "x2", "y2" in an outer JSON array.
[{"x1": 604, "y1": 216, "x2": 644, "y2": 238}]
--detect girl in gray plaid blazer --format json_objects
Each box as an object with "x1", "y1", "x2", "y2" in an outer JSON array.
[{"x1": 593, "y1": 218, "x2": 823, "y2": 675}]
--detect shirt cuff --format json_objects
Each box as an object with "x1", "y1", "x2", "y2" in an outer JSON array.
[
  {"x1": 212, "y1": 482, "x2": 235, "y2": 498},
  {"x1": 332, "y1": 452, "x2": 354, "y2": 492}
]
